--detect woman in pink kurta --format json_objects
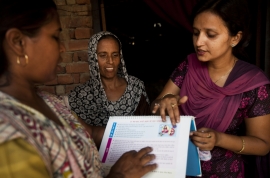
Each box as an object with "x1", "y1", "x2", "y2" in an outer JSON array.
[{"x1": 151, "y1": 0, "x2": 270, "y2": 177}]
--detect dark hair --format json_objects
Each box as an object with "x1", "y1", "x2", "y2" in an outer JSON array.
[
  {"x1": 98, "y1": 35, "x2": 122, "y2": 50},
  {"x1": 0, "y1": 0, "x2": 57, "y2": 77},
  {"x1": 191, "y1": 0, "x2": 251, "y2": 59}
]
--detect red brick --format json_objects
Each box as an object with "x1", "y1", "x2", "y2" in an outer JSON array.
[
  {"x1": 69, "y1": 16, "x2": 92, "y2": 28},
  {"x1": 56, "y1": 85, "x2": 66, "y2": 95},
  {"x1": 64, "y1": 39, "x2": 88, "y2": 51},
  {"x1": 57, "y1": 5, "x2": 72, "y2": 12},
  {"x1": 73, "y1": 52, "x2": 79, "y2": 62},
  {"x1": 61, "y1": 52, "x2": 73, "y2": 63},
  {"x1": 75, "y1": 28, "x2": 91, "y2": 39},
  {"x1": 66, "y1": 84, "x2": 81, "y2": 94},
  {"x1": 73, "y1": 51, "x2": 88, "y2": 62},
  {"x1": 58, "y1": 74, "x2": 74, "y2": 84},
  {"x1": 60, "y1": 29, "x2": 70, "y2": 41},
  {"x1": 80, "y1": 73, "x2": 90, "y2": 83},
  {"x1": 63, "y1": 41, "x2": 69, "y2": 51},
  {"x1": 57, "y1": 9, "x2": 72, "y2": 16},
  {"x1": 72, "y1": 74, "x2": 80, "y2": 83},
  {"x1": 57, "y1": 63, "x2": 66, "y2": 74},
  {"x1": 59, "y1": 17, "x2": 71, "y2": 28},
  {"x1": 54, "y1": 0, "x2": 66, "y2": 5},
  {"x1": 76, "y1": 0, "x2": 90, "y2": 4},
  {"x1": 76, "y1": 11, "x2": 91, "y2": 16},
  {"x1": 66, "y1": 0, "x2": 76, "y2": 5},
  {"x1": 77, "y1": 50, "x2": 88, "y2": 61},
  {"x1": 44, "y1": 78, "x2": 58, "y2": 85},
  {"x1": 69, "y1": 29, "x2": 75, "y2": 39},
  {"x1": 66, "y1": 62, "x2": 89, "y2": 73},
  {"x1": 60, "y1": 5, "x2": 87, "y2": 12},
  {"x1": 72, "y1": 5, "x2": 89, "y2": 12},
  {"x1": 37, "y1": 86, "x2": 56, "y2": 94}
]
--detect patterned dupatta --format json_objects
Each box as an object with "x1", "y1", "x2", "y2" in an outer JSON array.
[
  {"x1": 0, "y1": 91, "x2": 103, "y2": 178},
  {"x1": 180, "y1": 53, "x2": 270, "y2": 132},
  {"x1": 68, "y1": 31, "x2": 148, "y2": 126}
]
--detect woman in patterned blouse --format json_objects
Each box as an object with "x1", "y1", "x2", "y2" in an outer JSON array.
[{"x1": 68, "y1": 31, "x2": 151, "y2": 127}]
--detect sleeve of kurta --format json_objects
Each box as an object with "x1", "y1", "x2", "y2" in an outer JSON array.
[{"x1": 170, "y1": 58, "x2": 189, "y2": 89}]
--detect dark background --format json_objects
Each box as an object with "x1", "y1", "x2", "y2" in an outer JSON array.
[
  {"x1": 103, "y1": 0, "x2": 194, "y2": 101},
  {"x1": 100, "y1": 0, "x2": 269, "y2": 102},
  {"x1": 104, "y1": 0, "x2": 193, "y2": 81}
]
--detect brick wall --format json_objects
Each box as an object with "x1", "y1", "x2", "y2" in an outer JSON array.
[{"x1": 37, "y1": 0, "x2": 93, "y2": 95}]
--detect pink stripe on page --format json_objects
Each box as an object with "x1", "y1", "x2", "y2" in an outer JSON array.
[{"x1": 101, "y1": 138, "x2": 112, "y2": 163}]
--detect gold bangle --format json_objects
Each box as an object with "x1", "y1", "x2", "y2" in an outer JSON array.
[
  {"x1": 235, "y1": 137, "x2": 245, "y2": 153},
  {"x1": 161, "y1": 93, "x2": 174, "y2": 100}
]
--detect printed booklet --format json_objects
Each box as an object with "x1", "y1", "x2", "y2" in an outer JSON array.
[{"x1": 99, "y1": 116, "x2": 202, "y2": 178}]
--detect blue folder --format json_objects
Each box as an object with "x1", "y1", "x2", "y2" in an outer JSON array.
[{"x1": 186, "y1": 119, "x2": 202, "y2": 177}]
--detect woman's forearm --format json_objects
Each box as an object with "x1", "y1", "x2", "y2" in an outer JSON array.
[{"x1": 216, "y1": 132, "x2": 269, "y2": 156}]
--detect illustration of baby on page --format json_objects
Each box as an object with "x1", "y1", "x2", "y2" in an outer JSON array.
[{"x1": 159, "y1": 124, "x2": 176, "y2": 137}]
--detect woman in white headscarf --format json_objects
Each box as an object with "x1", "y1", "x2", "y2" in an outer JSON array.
[{"x1": 68, "y1": 31, "x2": 150, "y2": 126}]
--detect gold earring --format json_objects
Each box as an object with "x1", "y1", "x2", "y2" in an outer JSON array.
[
  {"x1": 24, "y1": 55, "x2": 29, "y2": 64},
  {"x1": 16, "y1": 55, "x2": 29, "y2": 66},
  {"x1": 17, "y1": 56, "x2": 20, "y2": 64}
]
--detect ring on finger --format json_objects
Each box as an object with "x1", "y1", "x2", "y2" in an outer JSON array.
[
  {"x1": 155, "y1": 103, "x2": 160, "y2": 107},
  {"x1": 207, "y1": 133, "x2": 212, "y2": 138},
  {"x1": 171, "y1": 103, "x2": 176, "y2": 108}
]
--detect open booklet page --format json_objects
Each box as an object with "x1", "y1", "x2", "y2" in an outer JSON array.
[{"x1": 99, "y1": 115, "x2": 201, "y2": 178}]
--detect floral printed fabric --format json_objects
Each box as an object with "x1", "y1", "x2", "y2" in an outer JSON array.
[
  {"x1": 68, "y1": 31, "x2": 149, "y2": 126},
  {"x1": 171, "y1": 58, "x2": 270, "y2": 178},
  {"x1": 0, "y1": 91, "x2": 103, "y2": 178}
]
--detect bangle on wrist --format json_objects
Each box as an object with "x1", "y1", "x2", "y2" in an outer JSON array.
[
  {"x1": 235, "y1": 136, "x2": 245, "y2": 153},
  {"x1": 160, "y1": 93, "x2": 174, "y2": 100}
]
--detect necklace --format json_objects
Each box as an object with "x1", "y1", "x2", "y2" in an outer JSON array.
[{"x1": 214, "y1": 58, "x2": 237, "y2": 84}]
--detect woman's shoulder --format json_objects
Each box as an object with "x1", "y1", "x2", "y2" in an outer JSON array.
[
  {"x1": 125, "y1": 75, "x2": 149, "y2": 103},
  {"x1": 38, "y1": 90, "x2": 57, "y2": 98},
  {"x1": 237, "y1": 59, "x2": 261, "y2": 70},
  {"x1": 68, "y1": 80, "x2": 97, "y2": 97},
  {"x1": 127, "y1": 75, "x2": 142, "y2": 81},
  {"x1": 0, "y1": 95, "x2": 38, "y2": 145},
  {"x1": 38, "y1": 90, "x2": 66, "y2": 104},
  {"x1": 233, "y1": 59, "x2": 269, "y2": 80},
  {"x1": 127, "y1": 75, "x2": 144, "y2": 85},
  {"x1": 126, "y1": 75, "x2": 148, "y2": 94},
  {"x1": 187, "y1": 53, "x2": 197, "y2": 59}
]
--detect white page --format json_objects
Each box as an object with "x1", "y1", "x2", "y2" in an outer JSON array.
[{"x1": 99, "y1": 115, "x2": 194, "y2": 178}]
